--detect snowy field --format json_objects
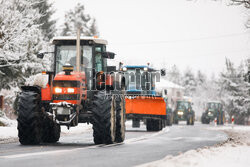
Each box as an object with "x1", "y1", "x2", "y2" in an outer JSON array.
[{"x1": 139, "y1": 125, "x2": 250, "y2": 167}]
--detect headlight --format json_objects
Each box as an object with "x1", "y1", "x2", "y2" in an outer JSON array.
[
  {"x1": 144, "y1": 67, "x2": 148, "y2": 71},
  {"x1": 67, "y1": 88, "x2": 75, "y2": 93},
  {"x1": 122, "y1": 67, "x2": 127, "y2": 71},
  {"x1": 178, "y1": 111, "x2": 183, "y2": 115},
  {"x1": 55, "y1": 87, "x2": 62, "y2": 93}
]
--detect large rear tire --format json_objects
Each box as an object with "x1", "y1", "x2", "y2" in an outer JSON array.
[
  {"x1": 146, "y1": 119, "x2": 153, "y2": 131},
  {"x1": 187, "y1": 114, "x2": 194, "y2": 125},
  {"x1": 173, "y1": 118, "x2": 179, "y2": 124},
  {"x1": 132, "y1": 118, "x2": 140, "y2": 128},
  {"x1": 115, "y1": 96, "x2": 126, "y2": 143},
  {"x1": 191, "y1": 115, "x2": 195, "y2": 125},
  {"x1": 146, "y1": 119, "x2": 162, "y2": 131},
  {"x1": 166, "y1": 116, "x2": 172, "y2": 126},
  {"x1": 201, "y1": 114, "x2": 206, "y2": 124},
  {"x1": 17, "y1": 91, "x2": 43, "y2": 145},
  {"x1": 92, "y1": 91, "x2": 116, "y2": 144}
]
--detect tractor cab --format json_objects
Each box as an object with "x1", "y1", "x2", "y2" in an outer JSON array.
[
  {"x1": 52, "y1": 36, "x2": 114, "y2": 91},
  {"x1": 120, "y1": 65, "x2": 157, "y2": 95}
]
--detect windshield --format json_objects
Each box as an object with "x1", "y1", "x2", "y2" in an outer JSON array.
[
  {"x1": 126, "y1": 68, "x2": 150, "y2": 90},
  {"x1": 56, "y1": 45, "x2": 93, "y2": 73},
  {"x1": 207, "y1": 103, "x2": 219, "y2": 109},
  {"x1": 177, "y1": 101, "x2": 189, "y2": 109}
]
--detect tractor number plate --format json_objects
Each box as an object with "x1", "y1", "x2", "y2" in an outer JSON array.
[{"x1": 57, "y1": 107, "x2": 71, "y2": 115}]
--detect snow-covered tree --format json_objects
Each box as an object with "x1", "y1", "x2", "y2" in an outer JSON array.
[
  {"x1": 192, "y1": 73, "x2": 221, "y2": 117},
  {"x1": 0, "y1": 0, "x2": 49, "y2": 90},
  {"x1": 231, "y1": 0, "x2": 250, "y2": 27},
  {"x1": 182, "y1": 67, "x2": 197, "y2": 96},
  {"x1": 219, "y1": 58, "x2": 250, "y2": 124},
  {"x1": 61, "y1": 3, "x2": 99, "y2": 36},
  {"x1": 196, "y1": 70, "x2": 207, "y2": 86},
  {"x1": 33, "y1": 0, "x2": 56, "y2": 40},
  {"x1": 166, "y1": 65, "x2": 182, "y2": 85}
]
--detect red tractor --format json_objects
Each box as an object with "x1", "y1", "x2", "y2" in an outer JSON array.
[{"x1": 16, "y1": 36, "x2": 126, "y2": 145}]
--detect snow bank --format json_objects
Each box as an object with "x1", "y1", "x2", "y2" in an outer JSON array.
[
  {"x1": 0, "y1": 113, "x2": 17, "y2": 127},
  {"x1": 139, "y1": 145, "x2": 250, "y2": 167},
  {"x1": 210, "y1": 125, "x2": 250, "y2": 132},
  {"x1": 139, "y1": 125, "x2": 250, "y2": 167},
  {"x1": 0, "y1": 126, "x2": 18, "y2": 140},
  {"x1": 0, "y1": 112, "x2": 18, "y2": 141}
]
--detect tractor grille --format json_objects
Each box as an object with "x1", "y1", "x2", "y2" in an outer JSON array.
[
  {"x1": 53, "y1": 94, "x2": 80, "y2": 100},
  {"x1": 53, "y1": 80, "x2": 80, "y2": 87}
]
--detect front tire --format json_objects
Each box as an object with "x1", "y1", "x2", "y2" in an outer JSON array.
[
  {"x1": 115, "y1": 96, "x2": 126, "y2": 143},
  {"x1": 92, "y1": 91, "x2": 116, "y2": 144},
  {"x1": 17, "y1": 91, "x2": 43, "y2": 145}
]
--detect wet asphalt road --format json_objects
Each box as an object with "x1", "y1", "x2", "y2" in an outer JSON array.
[{"x1": 0, "y1": 122, "x2": 227, "y2": 167}]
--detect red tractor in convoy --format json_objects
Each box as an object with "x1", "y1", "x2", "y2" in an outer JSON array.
[{"x1": 16, "y1": 35, "x2": 126, "y2": 145}]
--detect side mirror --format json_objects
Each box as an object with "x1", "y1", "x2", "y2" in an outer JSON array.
[
  {"x1": 107, "y1": 66, "x2": 116, "y2": 72},
  {"x1": 160, "y1": 69, "x2": 166, "y2": 76},
  {"x1": 102, "y1": 52, "x2": 115, "y2": 59},
  {"x1": 37, "y1": 52, "x2": 54, "y2": 59},
  {"x1": 37, "y1": 53, "x2": 45, "y2": 59}
]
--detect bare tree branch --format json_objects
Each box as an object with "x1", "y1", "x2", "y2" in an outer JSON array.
[{"x1": 231, "y1": 0, "x2": 250, "y2": 8}]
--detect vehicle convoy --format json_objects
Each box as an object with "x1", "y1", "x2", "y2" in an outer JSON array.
[
  {"x1": 16, "y1": 34, "x2": 126, "y2": 145},
  {"x1": 173, "y1": 99, "x2": 195, "y2": 125},
  {"x1": 201, "y1": 101, "x2": 225, "y2": 125},
  {"x1": 120, "y1": 65, "x2": 169, "y2": 131}
]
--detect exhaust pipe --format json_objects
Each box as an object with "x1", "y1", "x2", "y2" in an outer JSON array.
[{"x1": 76, "y1": 28, "x2": 81, "y2": 72}]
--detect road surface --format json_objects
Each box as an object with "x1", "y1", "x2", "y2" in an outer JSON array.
[{"x1": 0, "y1": 122, "x2": 227, "y2": 167}]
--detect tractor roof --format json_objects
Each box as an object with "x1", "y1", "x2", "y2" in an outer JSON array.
[
  {"x1": 51, "y1": 36, "x2": 108, "y2": 45},
  {"x1": 177, "y1": 100, "x2": 190, "y2": 103}
]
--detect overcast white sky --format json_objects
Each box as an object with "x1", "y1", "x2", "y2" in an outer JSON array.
[{"x1": 50, "y1": 0, "x2": 250, "y2": 77}]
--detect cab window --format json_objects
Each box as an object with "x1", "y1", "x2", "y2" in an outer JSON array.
[{"x1": 95, "y1": 46, "x2": 103, "y2": 72}]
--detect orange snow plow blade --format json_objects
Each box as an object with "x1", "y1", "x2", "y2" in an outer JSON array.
[{"x1": 125, "y1": 96, "x2": 166, "y2": 116}]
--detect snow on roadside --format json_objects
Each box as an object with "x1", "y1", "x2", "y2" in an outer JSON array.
[
  {"x1": 210, "y1": 124, "x2": 250, "y2": 132},
  {"x1": 138, "y1": 125, "x2": 250, "y2": 167},
  {"x1": 0, "y1": 114, "x2": 18, "y2": 141},
  {"x1": 0, "y1": 115, "x2": 17, "y2": 127},
  {"x1": 0, "y1": 126, "x2": 18, "y2": 141},
  {"x1": 139, "y1": 144, "x2": 250, "y2": 167}
]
